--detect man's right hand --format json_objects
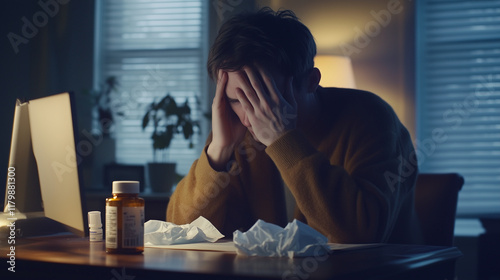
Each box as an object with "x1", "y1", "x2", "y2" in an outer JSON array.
[{"x1": 207, "y1": 70, "x2": 247, "y2": 171}]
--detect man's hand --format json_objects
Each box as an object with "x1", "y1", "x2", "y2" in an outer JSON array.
[
  {"x1": 207, "y1": 70, "x2": 247, "y2": 170},
  {"x1": 235, "y1": 66, "x2": 297, "y2": 146}
]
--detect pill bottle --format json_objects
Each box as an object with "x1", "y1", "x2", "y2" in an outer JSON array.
[
  {"x1": 88, "y1": 211, "x2": 103, "y2": 242},
  {"x1": 105, "y1": 181, "x2": 144, "y2": 254}
]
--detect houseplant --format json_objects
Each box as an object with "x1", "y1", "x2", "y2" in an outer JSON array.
[
  {"x1": 87, "y1": 76, "x2": 125, "y2": 189},
  {"x1": 90, "y1": 76, "x2": 124, "y2": 138},
  {"x1": 142, "y1": 93, "x2": 199, "y2": 192}
]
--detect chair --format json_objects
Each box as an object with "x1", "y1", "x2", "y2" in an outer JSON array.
[{"x1": 414, "y1": 173, "x2": 464, "y2": 247}]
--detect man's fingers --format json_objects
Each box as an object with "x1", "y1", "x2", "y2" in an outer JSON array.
[
  {"x1": 235, "y1": 87, "x2": 253, "y2": 113},
  {"x1": 214, "y1": 70, "x2": 228, "y2": 105},
  {"x1": 216, "y1": 70, "x2": 227, "y2": 92},
  {"x1": 256, "y1": 67, "x2": 282, "y2": 106},
  {"x1": 286, "y1": 76, "x2": 297, "y2": 108},
  {"x1": 242, "y1": 66, "x2": 272, "y2": 109}
]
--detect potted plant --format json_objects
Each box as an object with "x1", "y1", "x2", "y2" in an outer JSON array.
[
  {"x1": 142, "y1": 93, "x2": 199, "y2": 193},
  {"x1": 90, "y1": 76, "x2": 124, "y2": 138},
  {"x1": 86, "y1": 76, "x2": 125, "y2": 189}
]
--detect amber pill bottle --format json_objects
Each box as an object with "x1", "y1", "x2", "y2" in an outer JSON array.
[{"x1": 105, "y1": 181, "x2": 145, "y2": 254}]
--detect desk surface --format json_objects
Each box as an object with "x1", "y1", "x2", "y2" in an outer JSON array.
[{"x1": 2, "y1": 234, "x2": 462, "y2": 280}]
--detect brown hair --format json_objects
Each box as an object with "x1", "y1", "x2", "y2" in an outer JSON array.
[{"x1": 207, "y1": 7, "x2": 316, "y2": 86}]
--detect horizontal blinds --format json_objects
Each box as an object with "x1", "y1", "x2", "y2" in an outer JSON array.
[
  {"x1": 98, "y1": 0, "x2": 205, "y2": 175},
  {"x1": 103, "y1": 0, "x2": 202, "y2": 50},
  {"x1": 417, "y1": 0, "x2": 500, "y2": 216}
]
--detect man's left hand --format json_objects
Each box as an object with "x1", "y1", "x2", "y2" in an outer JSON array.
[{"x1": 235, "y1": 66, "x2": 297, "y2": 146}]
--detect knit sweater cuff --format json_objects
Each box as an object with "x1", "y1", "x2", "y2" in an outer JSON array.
[
  {"x1": 198, "y1": 145, "x2": 240, "y2": 177},
  {"x1": 265, "y1": 129, "x2": 316, "y2": 170}
]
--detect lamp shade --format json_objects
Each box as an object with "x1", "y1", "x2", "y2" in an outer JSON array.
[{"x1": 314, "y1": 55, "x2": 356, "y2": 88}]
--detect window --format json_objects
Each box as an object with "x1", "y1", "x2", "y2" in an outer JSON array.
[
  {"x1": 416, "y1": 1, "x2": 500, "y2": 218},
  {"x1": 94, "y1": 0, "x2": 208, "y2": 175}
]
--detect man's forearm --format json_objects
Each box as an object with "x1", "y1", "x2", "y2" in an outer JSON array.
[
  {"x1": 206, "y1": 143, "x2": 234, "y2": 171},
  {"x1": 167, "y1": 149, "x2": 234, "y2": 228}
]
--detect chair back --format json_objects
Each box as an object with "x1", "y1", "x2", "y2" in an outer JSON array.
[{"x1": 414, "y1": 173, "x2": 464, "y2": 246}]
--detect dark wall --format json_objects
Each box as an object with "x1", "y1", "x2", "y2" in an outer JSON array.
[{"x1": 0, "y1": 0, "x2": 95, "y2": 207}]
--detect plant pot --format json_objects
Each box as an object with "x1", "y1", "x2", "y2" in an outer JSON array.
[{"x1": 147, "y1": 162, "x2": 176, "y2": 193}]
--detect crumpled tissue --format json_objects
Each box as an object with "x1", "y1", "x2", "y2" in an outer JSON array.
[
  {"x1": 144, "y1": 216, "x2": 224, "y2": 245},
  {"x1": 233, "y1": 219, "x2": 330, "y2": 258}
]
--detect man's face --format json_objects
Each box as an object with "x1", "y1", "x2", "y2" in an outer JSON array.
[{"x1": 224, "y1": 69, "x2": 287, "y2": 138}]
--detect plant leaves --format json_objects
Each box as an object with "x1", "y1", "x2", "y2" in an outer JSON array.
[
  {"x1": 142, "y1": 111, "x2": 150, "y2": 130},
  {"x1": 182, "y1": 122, "x2": 193, "y2": 140},
  {"x1": 164, "y1": 96, "x2": 178, "y2": 117},
  {"x1": 144, "y1": 92, "x2": 200, "y2": 154}
]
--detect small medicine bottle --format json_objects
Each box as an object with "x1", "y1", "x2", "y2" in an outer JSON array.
[
  {"x1": 105, "y1": 181, "x2": 145, "y2": 254},
  {"x1": 88, "y1": 211, "x2": 103, "y2": 242}
]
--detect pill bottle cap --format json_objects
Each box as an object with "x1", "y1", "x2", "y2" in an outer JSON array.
[
  {"x1": 112, "y1": 181, "x2": 140, "y2": 194},
  {"x1": 88, "y1": 211, "x2": 102, "y2": 228}
]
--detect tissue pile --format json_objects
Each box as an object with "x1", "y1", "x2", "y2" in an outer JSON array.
[
  {"x1": 144, "y1": 216, "x2": 224, "y2": 245},
  {"x1": 233, "y1": 219, "x2": 330, "y2": 258}
]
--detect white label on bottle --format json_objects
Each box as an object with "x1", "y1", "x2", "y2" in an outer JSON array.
[
  {"x1": 89, "y1": 228, "x2": 103, "y2": 242},
  {"x1": 105, "y1": 206, "x2": 118, "y2": 249},
  {"x1": 122, "y1": 206, "x2": 144, "y2": 248}
]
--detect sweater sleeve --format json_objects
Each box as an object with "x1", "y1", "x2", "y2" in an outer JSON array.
[
  {"x1": 166, "y1": 145, "x2": 241, "y2": 231},
  {"x1": 167, "y1": 127, "x2": 292, "y2": 236},
  {"x1": 266, "y1": 97, "x2": 417, "y2": 243}
]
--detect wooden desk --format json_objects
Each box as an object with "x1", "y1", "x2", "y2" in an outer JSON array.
[{"x1": 1, "y1": 234, "x2": 461, "y2": 280}]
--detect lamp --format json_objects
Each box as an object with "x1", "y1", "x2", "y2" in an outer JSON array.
[{"x1": 314, "y1": 55, "x2": 356, "y2": 88}]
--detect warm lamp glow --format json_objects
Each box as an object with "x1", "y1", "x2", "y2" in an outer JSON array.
[{"x1": 314, "y1": 55, "x2": 356, "y2": 88}]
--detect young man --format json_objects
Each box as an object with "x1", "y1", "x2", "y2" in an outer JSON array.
[{"x1": 167, "y1": 8, "x2": 422, "y2": 244}]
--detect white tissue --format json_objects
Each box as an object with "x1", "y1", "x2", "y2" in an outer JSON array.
[
  {"x1": 233, "y1": 219, "x2": 330, "y2": 258},
  {"x1": 144, "y1": 216, "x2": 224, "y2": 245}
]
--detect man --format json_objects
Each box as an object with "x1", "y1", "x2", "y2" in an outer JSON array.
[{"x1": 167, "y1": 8, "x2": 422, "y2": 244}]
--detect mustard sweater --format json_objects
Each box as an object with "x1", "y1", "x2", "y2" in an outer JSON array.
[{"x1": 167, "y1": 87, "x2": 423, "y2": 244}]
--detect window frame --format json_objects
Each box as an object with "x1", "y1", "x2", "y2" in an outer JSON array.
[{"x1": 93, "y1": 0, "x2": 210, "y2": 176}]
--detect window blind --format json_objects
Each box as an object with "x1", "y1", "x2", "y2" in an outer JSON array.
[
  {"x1": 416, "y1": 0, "x2": 500, "y2": 216},
  {"x1": 95, "y1": 0, "x2": 207, "y2": 175}
]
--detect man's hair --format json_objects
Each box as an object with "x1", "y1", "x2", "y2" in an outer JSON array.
[{"x1": 207, "y1": 7, "x2": 316, "y2": 86}]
